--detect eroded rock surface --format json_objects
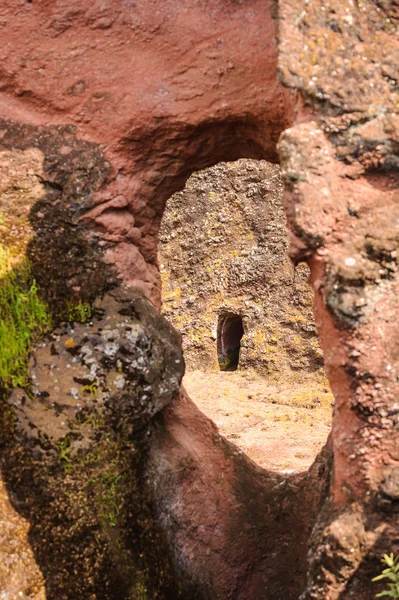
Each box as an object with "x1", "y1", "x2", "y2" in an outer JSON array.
[
  {"x1": 2, "y1": 291, "x2": 184, "y2": 599},
  {"x1": 0, "y1": 0, "x2": 293, "y2": 308},
  {"x1": 0, "y1": 119, "x2": 114, "y2": 311},
  {"x1": 0, "y1": 476, "x2": 45, "y2": 600},
  {"x1": 159, "y1": 159, "x2": 323, "y2": 379},
  {"x1": 147, "y1": 388, "x2": 332, "y2": 600},
  {"x1": 0, "y1": 0, "x2": 397, "y2": 598},
  {"x1": 278, "y1": 2, "x2": 399, "y2": 597}
]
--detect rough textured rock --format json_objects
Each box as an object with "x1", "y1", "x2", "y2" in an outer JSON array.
[
  {"x1": 0, "y1": 0, "x2": 397, "y2": 598},
  {"x1": 0, "y1": 0, "x2": 293, "y2": 308},
  {"x1": 147, "y1": 391, "x2": 332, "y2": 599},
  {"x1": 0, "y1": 476, "x2": 45, "y2": 600},
  {"x1": 2, "y1": 290, "x2": 185, "y2": 599},
  {"x1": 159, "y1": 159, "x2": 323, "y2": 379},
  {"x1": 278, "y1": 2, "x2": 399, "y2": 598},
  {"x1": 0, "y1": 119, "x2": 115, "y2": 311}
]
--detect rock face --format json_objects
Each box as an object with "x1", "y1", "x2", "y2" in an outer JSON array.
[
  {"x1": 159, "y1": 159, "x2": 323, "y2": 379},
  {"x1": 0, "y1": 0, "x2": 397, "y2": 599},
  {"x1": 0, "y1": 0, "x2": 293, "y2": 308},
  {"x1": 3, "y1": 290, "x2": 185, "y2": 600},
  {"x1": 0, "y1": 119, "x2": 114, "y2": 310},
  {"x1": 278, "y1": 3, "x2": 399, "y2": 598},
  {"x1": 0, "y1": 476, "x2": 45, "y2": 600}
]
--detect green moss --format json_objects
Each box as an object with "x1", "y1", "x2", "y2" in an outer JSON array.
[
  {"x1": 80, "y1": 381, "x2": 99, "y2": 398},
  {"x1": 134, "y1": 581, "x2": 149, "y2": 599},
  {"x1": 0, "y1": 239, "x2": 95, "y2": 394},
  {"x1": 63, "y1": 436, "x2": 124, "y2": 529},
  {"x1": 56, "y1": 436, "x2": 72, "y2": 473},
  {"x1": 97, "y1": 471, "x2": 123, "y2": 528},
  {"x1": 65, "y1": 299, "x2": 93, "y2": 323},
  {"x1": 0, "y1": 244, "x2": 52, "y2": 390}
]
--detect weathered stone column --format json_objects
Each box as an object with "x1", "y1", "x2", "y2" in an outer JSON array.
[{"x1": 278, "y1": 1, "x2": 399, "y2": 592}]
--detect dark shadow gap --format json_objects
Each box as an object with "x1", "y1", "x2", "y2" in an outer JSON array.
[{"x1": 217, "y1": 313, "x2": 244, "y2": 371}]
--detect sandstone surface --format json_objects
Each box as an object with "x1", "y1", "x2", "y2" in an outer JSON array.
[
  {"x1": 159, "y1": 159, "x2": 323, "y2": 379},
  {"x1": 0, "y1": 0, "x2": 397, "y2": 598}
]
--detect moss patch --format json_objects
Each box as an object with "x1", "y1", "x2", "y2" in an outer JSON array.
[
  {"x1": 0, "y1": 244, "x2": 51, "y2": 390},
  {"x1": 64, "y1": 299, "x2": 94, "y2": 324}
]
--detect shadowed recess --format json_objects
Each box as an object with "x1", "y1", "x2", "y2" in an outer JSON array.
[{"x1": 217, "y1": 313, "x2": 244, "y2": 371}]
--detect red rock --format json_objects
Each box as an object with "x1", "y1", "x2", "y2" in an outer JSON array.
[{"x1": 0, "y1": 0, "x2": 398, "y2": 597}]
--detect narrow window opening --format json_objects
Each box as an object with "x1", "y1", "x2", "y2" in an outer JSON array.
[{"x1": 217, "y1": 314, "x2": 244, "y2": 371}]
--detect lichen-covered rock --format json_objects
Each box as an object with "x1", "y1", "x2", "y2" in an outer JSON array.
[
  {"x1": 159, "y1": 159, "x2": 324, "y2": 380},
  {"x1": 0, "y1": 119, "x2": 114, "y2": 313},
  {"x1": 11, "y1": 291, "x2": 184, "y2": 444},
  {"x1": 1, "y1": 291, "x2": 184, "y2": 599},
  {"x1": 0, "y1": 0, "x2": 398, "y2": 597},
  {"x1": 278, "y1": 2, "x2": 399, "y2": 596},
  {"x1": 279, "y1": 0, "x2": 399, "y2": 117},
  {"x1": 278, "y1": 118, "x2": 399, "y2": 600}
]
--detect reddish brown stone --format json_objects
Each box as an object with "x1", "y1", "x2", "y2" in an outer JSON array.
[
  {"x1": 0, "y1": 0, "x2": 294, "y2": 308},
  {"x1": 0, "y1": 0, "x2": 398, "y2": 598}
]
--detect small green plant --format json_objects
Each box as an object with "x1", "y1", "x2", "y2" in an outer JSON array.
[
  {"x1": 0, "y1": 245, "x2": 52, "y2": 389},
  {"x1": 372, "y1": 553, "x2": 399, "y2": 598},
  {"x1": 80, "y1": 381, "x2": 99, "y2": 398},
  {"x1": 134, "y1": 580, "x2": 148, "y2": 600},
  {"x1": 99, "y1": 471, "x2": 122, "y2": 527},
  {"x1": 88, "y1": 469, "x2": 123, "y2": 528},
  {"x1": 66, "y1": 299, "x2": 93, "y2": 323},
  {"x1": 56, "y1": 437, "x2": 72, "y2": 473}
]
